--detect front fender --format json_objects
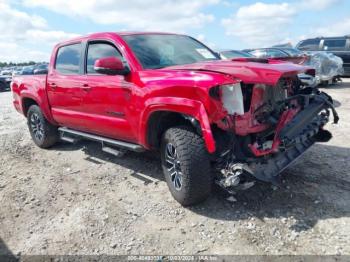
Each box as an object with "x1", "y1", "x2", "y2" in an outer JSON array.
[{"x1": 139, "y1": 97, "x2": 216, "y2": 153}]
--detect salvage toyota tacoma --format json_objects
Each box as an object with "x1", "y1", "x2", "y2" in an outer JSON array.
[{"x1": 11, "y1": 32, "x2": 339, "y2": 206}]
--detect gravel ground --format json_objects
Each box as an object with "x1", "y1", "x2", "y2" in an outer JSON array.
[{"x1": 0, "y1": 80, "x2": 349, "y2": 256}]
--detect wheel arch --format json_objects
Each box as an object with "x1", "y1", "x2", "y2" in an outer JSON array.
[
  {"x1": 20, "y1": 94, "x2": 56, "y2": 125},
  {"x1": 140, "y1": 97, "x2": 216, "y2": 153},
  {"x1": 146, "y1": 111, "x2": 200, "y2": 149},
  {"x1": 22, "y1": 97, "x2": 39, "y2": 117}
]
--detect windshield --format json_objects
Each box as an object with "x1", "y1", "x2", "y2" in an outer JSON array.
[{"x1": 122, "y1": 34, "x2": 219, "y2": 69}]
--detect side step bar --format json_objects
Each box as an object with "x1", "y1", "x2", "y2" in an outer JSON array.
[
  {"x1": 58, "y1": 127, "x2": 145, "y2": 152},
  {"x1": 102, "y1": 146, "x2": 126, "y2": 157},
  {"x1": 60, "y1": 135, "x2": 79, "y2": 144}
]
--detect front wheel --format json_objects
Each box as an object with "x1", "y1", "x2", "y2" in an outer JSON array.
[
  {"x1": 161, "y1": 126, "x2": 212, "y2": 206},
  {"x1": 27, "y1": 105, "x2": 59, "y2": 148}
]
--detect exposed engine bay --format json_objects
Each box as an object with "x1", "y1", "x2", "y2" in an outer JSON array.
[{"x1": 211, "y1": 76, "x2": 339, "y2": 192}]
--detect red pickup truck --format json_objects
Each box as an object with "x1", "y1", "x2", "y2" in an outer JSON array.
[{"x1": 12, "y1": 32, "x2": 338, "y2": 206}]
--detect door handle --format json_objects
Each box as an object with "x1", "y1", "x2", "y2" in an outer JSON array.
[
  {"x1": 50, "y1": 83, "x2": 57, "y2": 89},
  {"x1": 82, "y1": 84, "x2": 91, "y2": 91}
]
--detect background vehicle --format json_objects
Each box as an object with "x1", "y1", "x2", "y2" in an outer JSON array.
[
  {"x1": 0, "y1": 64, "x2": 48, "y2": 77},
  {"x1": 219, "y1": 50, "x2": 253, "y2": 59},
  {"x1": 0, "y1": 69, "x2": 13, "y2": 76},
  {"x1": 33, "y1": 64, "x2": 49, "y2": 75},
  {"x1": 246, "y1": 47, "x2": 344, "y2": 85},
  {"x1": 11, "y1": 32, "x2": 337, "y2": 206},
  {"x1": 18, "y1": 66, "x2": 35, "y2": 75},
  {"x1": 303, "y1": 52, "x2": 344, "y2": 85},
  {"x1": 244, "y1": 47, "x2": 308, "y2": 64},
  {"x1": 0, "y1": 75, "x2": 12, "y2": 91},
  {"x1": 296, "y1": 36, "x2": 350, "y2": 75},
  {"x1": 0, "y1": 68, "x2": 13, "y2": 91},
  {"x1": 12, "y1": 68, "x2": 23, "y2": 76}
]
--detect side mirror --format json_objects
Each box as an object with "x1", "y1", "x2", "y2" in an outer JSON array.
[{"x1": 94, "y1": 57, "x2": 129, "y2": 75}]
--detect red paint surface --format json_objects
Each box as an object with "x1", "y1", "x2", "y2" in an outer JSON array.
[{"x1": 94, "y1": 56, "x2": 125, "y2": 71}]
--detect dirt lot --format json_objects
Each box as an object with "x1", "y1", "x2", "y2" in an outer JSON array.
[{"x1": 0, "y1": 80, "x2": 349, "y2": 256}]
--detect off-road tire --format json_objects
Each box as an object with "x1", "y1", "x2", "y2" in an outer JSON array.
[
  {"x1": 27, "y1": 105, "x2": 59, "y2": 148},
  {"x1": 161, "y1": 126, "x2": 212, "y2": 206}
]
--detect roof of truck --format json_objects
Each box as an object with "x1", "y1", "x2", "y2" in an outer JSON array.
[
  {"x1": 117, "y1": 31, "x2": 182, "y2": 36},
  {"x1": 55, "y1": 31, "x2": 184, "y2": 47}
]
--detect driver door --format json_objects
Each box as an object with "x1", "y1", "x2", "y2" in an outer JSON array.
[{"x1": 79, "y1": 41, "x2": 136, "y2": 142}]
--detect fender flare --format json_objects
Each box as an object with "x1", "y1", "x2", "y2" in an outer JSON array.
[
  {"x1": 139, "y1": 97, "x2": 216, "y2": 153},
  {"x1": 20, "y1": 91, "x2": 56, "y2": 124}
]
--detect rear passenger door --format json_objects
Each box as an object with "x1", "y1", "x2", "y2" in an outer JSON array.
[{"x1": 47, "y1": 42, "x2": 87, "y2": 129}]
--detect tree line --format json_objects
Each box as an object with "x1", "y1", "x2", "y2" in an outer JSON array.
[{"x1": 0, "y1": 61, "x2": 47, "y2": 68}]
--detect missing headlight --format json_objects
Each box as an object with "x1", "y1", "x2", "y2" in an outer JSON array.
[{"x1": 221, "y1": 83, "x2": 244, "y2": 115}]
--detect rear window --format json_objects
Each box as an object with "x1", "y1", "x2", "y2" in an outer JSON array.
[
  {"x1": 323, "y1": 39, "x2": 346, "y2": 50},
  {"x1": 297, "y1": 39, "x2": 320, "y2": 51},
  {"x1": 55, "y1": 43, "x2": 82, "y2": 75}
]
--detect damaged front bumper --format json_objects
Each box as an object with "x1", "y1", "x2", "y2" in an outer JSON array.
[
  {"x1": 249, "y1": 92, "x2": 337, "y2": 183},
  {"x1": 217, "y1": 89, "x2": 339, "y2": 186}
]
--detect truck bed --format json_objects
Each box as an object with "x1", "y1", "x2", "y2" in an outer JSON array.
[{"x1": 12, "y1": 74, "x2": 49, "y2": 117}]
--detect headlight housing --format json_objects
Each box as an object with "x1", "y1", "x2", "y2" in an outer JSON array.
[{"x1": 220, "y1": 83, "x2": 244, "y2": 115}]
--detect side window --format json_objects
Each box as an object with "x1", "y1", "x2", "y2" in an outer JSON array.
[
  {"x1": 86, "y1": 42, "x2": 123, "y2": 74},
  {"x1": 55, "y1": 43, "x2": 82, "y2": 75},
  {"x1": 323, "y1": 39, "x2": 346, "y2": 51},
  {"x1": 298, "y1": 39, "x2": 320, "y2": 51}
]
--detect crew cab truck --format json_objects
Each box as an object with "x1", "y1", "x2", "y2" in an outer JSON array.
[{"x1": 12, "y1": 32, "x2": 338, "y2": 206}]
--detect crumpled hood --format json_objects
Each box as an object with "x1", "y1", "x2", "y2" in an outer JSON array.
[{"x1": 164, "y1": 59, "x2": 314, "y2": 86}]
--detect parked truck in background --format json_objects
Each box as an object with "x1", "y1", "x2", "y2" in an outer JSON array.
[
  {"x1": 11, "y1": 32, "x2": 338, "y2": 206},
  {"x1": 296, "y1": 36, "x2": 350, "y2": 76}
]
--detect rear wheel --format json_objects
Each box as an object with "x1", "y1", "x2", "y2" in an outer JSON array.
[
  {"x1": 27, "y1": 105, "x2": 59, "y2": 148},
  {"x1": 161, "y1": 126, "x2": 212, "y2": 206}
]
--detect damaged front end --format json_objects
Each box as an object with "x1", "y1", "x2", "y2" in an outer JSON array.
[{"x1": 211, "y1": 75, "x2": 339, "y2": 190}]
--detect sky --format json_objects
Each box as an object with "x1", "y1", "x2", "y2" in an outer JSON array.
[{"x1": 0, "y1": 0, "x2": 349, "y2": 62}]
